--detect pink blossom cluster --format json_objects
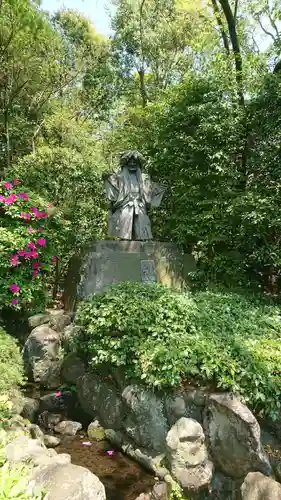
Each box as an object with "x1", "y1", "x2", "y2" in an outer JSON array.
[{"x1": 1, "y1": 179, "x2": 57, "y2": 307}]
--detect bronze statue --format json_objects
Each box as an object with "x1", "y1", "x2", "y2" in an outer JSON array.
[{"x1": 103, "y1": 150, "x2": 165, "y2": 241}]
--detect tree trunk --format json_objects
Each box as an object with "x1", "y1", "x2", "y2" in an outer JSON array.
[
  {"x1": 138, "y1": 69, "x2": 148, "y2": 107},
  {"x1": 211, "y1": 0, "x2": 230, "y2": 55},
  {"x1": 218, "y1": 0, "x2": 244, "y2": 106}
]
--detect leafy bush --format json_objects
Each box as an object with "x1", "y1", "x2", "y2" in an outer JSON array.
[
  {"x1": 0, "y1": 327, "x2": 24, "y2": 396},
  {"x1": 74, "y1": 282, "x2": 281, "y2": 418},
  {"x1": 0, "y1": 462, "x2": 45, "y2": 499},
  {"x1": 0, "y1": 178, "x2": 62, "y2": 311}
]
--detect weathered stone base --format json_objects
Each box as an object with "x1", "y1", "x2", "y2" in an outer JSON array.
[{"x1": 78, "y1": 240, "x2": 196, "y2": 298}]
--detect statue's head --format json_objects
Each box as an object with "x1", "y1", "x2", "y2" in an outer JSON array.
[{"x1": 120, "y1": 150, "x2": 145, "y2": 172}]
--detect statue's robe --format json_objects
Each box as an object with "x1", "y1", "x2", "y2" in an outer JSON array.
[{"x1": 104, "y1": 166, "x2": 165, "y2": 240}]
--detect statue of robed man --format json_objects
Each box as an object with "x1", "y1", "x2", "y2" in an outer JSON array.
[{"x1": 103, "y1": 150, "x2": 165, "y2": 241}]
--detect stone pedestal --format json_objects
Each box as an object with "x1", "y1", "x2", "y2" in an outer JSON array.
[
  {"x1": 63, "y1": 240, "x2": 196, "y2": 311},
  {"x1": 78, "y1": 240, "x2": 196, "y2": 298}
]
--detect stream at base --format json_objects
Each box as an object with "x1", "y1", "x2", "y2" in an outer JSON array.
[
  {"x1": 56, "y1": 433, "x2": 155, "y2": 500},
  {"x1": 24, "y1": 384, "x2": 155, "y2": 499}
]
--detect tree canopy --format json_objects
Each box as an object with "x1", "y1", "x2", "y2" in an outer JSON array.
[{"x1": 1, "y1": 0, "x2": 281, "y2": 310}]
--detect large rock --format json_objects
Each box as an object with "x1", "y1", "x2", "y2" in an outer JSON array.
[
  {"x1": 22, "y1": 325, "x2": 61, "y2": 389},
  {"x1": 38, "y1": 411, "x2": 63, "y2": 431},
  {"x1": 77, "y1": 372, "x2": 123, "y2": 429},
  {"x1": 30, "y1": 462, "x2": 106, "y2": 500},
  {"x1": 151, "y1": 482, "x2": 168, "y2": 500},
  {"x1": 164, "y1": 387, "x2": 207, "y2": 427},
  {"x1": 166, "y1": 417, "x2": 213, "y2": 495},
  {"x1": 122, "y1": 385, "x2": 168, "y2": 452},
  {"x1": 105, "y1": 429, "x2": 168, "y2": 478},
  {"x1": 241, "y1": 472, "x2": 281, "y2": 500},
  {"x1": 48, "y1": 309, "x2": 71, "y2": 333},
  {"x1": 54, "y1": 420, "x2": 82, "y2": 436},
  {"x1": 5, "y1": 436, "x2": 47, "y2": 464},
  {"x1": 204, "y1": 394, "x2": 271, "y2": 478},
  {"x1": 21, "y1": 397, "x2": 40, "y2": 422},
  {"x1": 61, "y1": 353, "x2": 86, "y2": 385},
  {"x1": 28, "y1": 313, "x2": 50, "y2": 329},
  {"x1": 88, "y1": 420, "x2": 105, "y2": 441}
]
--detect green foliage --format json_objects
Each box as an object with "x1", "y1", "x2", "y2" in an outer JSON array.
[
  {"x1": 0, "y1": 328, "x2": 24, "y2": 395},
  {"x1": 0, "y1": 462, "x2": 44, "y2": 499},
  {"x1": 10, "y1": 142, "x2": 107, "y2": 287},
  {"x1": 74, "y1": 282, "x2": 281, "y2": 418}
]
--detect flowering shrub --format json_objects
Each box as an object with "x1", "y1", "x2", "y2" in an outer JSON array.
[{"x1": 0, "y1": 178, "x2": 60, "y2": 310}]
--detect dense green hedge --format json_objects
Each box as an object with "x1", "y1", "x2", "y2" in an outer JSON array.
[
  {"x1": 73, "y1": 282, "x2": 281, "y2": 418},
  {"x1": 0, "y1": 327, "x2": 24, "y2": 395}
]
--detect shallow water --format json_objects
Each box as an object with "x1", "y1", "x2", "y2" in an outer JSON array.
[{"x1": 56, "y1": 434, "x2": 155, "y2": 500}]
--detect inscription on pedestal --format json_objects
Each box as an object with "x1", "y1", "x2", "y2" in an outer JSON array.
[{"x1": 140, "y1": 260, "x2": 157, "y2": 283}]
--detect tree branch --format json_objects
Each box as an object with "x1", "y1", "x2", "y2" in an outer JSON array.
[
  {"x1": 211, "y1": 0, "x2": 230, "y2": 55},
  {"x1": 257, "y1": 17, "x2": 276, "y2": 42}
]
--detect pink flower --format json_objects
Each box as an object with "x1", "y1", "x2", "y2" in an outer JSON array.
[
  {"x1": 3, "y1": 181, "x2": 13, "y2": 190},
  {"x1": 20, "y1": 212, "x2": 31, "y2": 220},
  {"x1": 47, "y1": 203, "x2": 53, "y2": 208},
  {"x1": 55, "y1": 391, "x2": 61, "y2": 397},
  {"x1": 32, "y1": 261, "x2": 42, "y2": 270},
  {"x1": 5, "y1": 193, "x2": 17, "y2": 204},
  {"x1": 18, "y1": 192, "x2": 29, "y2": 200},
  {"x1": 30, "y1": 207, "x2": 38, "y2": 214},
  {"x1": 10, "y1": 254, "x2": 19, "y2": 266},
  {"x1": 27, "y1": 227, "x2": 33, "y2": 233},
  {"x1": 106, "y1": 450, "x2": 114, "y2": 456},
  {"x1": 0, "y1": 195, "x2": 5, "y2": 201},
  {"x1": 13, "y1": 179, "x2": 21, "y2": 185},
  {"x1": 11, "y1": 298, "x2": 18, "y2": 305},
  {"x1": 10, "y1": 283, "x2": 20, "y2": 293},
  {"x1": 27, "y1": 241, "x2": 36, "y2": 250},
  {"x1": 37, "y1": 237, "x2": 46, "y2": 247},
  {"x1": 25, "y1": 250, "x2": 38, "y2": 259},
  {"x1": 52, "y1": 255, "x2": 57, "y2": 262},
  {"x1": 41, "y1": 211, "x2": 48, "y2": 218},
  {"x1": 32, "y1": 270, "x2": 39, "y2": 278},
  {"x1": 17, "y1": 249, "x2": 26, "y2": 257}
]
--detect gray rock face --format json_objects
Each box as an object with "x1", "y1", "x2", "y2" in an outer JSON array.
[
  {"x1": 30, "y1": 462, "x2": 106, "y2": 500},
  {"x1": 122, "y1": 385, "x2": 168, "y2": 453},
  {"x1": 166, "y1": 417, "x2": 213, "y2": 495},
  {"x1": 164, "y1": 388, "x2": 206, "y2": 426},
  {"x1": 22, "y1": 325, "x2": 61, "y2": 389},
  {"x1": 151, "y1": 482, "x2": 168, "y2": 500},
  {"x1": 78, "y1": 372, "x2": 123, "y2": 429},
  {"x1": 104, "y1": 429, "x2": 168, "y2": 479},
  {"x1": 48, "y1": 310, "x2": 71, "y2": 333},
  {"x1": 28, "y1": 423, "x2": 45, "y2": 442},
  {"x1": 44, "y1": 435, "x2": 61, "y2": 447},
  {"x1": 61, "y1": 353, "x2": 86, "y2": 385},
  {"x1": 38, "y1": 411, "x2": 63, "y2": 431},
  {"x1": 21, "y1": 397, "x2": 40, "y2": 422},
  {"x1": 5, "y1": 436, "x2": 47, "y2": 463},
  {"x1": 28, "y1": 313, "x2": 50, "y2": 329},
  {"x1": 204, "y1": 394, "x2": 271, "y2": 478},
  {"x1": 54, "y1": 420, "x2": 82, "y2": 436},
  {"x1": 241, "y1": 472, "x2": 281, "y2": 500},
  {"x1": 88, "y1": 420, "x2": 105, "y2": 441}
]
